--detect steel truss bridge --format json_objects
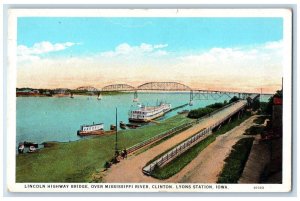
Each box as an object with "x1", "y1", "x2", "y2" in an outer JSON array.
[{"x1": 76, "y1": 82, "x2": 260, "y2": 102}]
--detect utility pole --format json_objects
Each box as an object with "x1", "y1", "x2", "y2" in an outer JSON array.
[
  {"x1": 115, "y1": 107, "x2": 118, "y2": 156},
  {"x1": 260, "y1": 88, "x2": 262, "y2": 110}
]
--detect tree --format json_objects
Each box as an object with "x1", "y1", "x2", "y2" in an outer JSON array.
[
  {"x1": 252, "y1": 99, "x2": 260, "y2": 111},
  {"x1": 264, "y1": 90, "x2": 282, "y2": 115},
  {"x1": 229, "y1": 96, "x2": 239, "y2": 103}
]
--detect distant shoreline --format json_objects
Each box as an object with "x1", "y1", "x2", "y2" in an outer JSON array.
[{"x1": 16, "y1": 91, "x2": 130, "y2": 97}]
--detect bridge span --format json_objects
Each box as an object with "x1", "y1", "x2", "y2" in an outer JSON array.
[{"x1": 81, "y1": 82, "x2": 260, "y2": 102}]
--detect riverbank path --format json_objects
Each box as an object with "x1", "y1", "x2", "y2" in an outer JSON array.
[{"x1": 103, "y1": 101, "x2": 247, "y2": 183}]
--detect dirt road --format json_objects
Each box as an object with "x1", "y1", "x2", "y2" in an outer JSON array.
[
  {"x1": 103, "y1": 101, "x2": 248, "y2": 183},
  {"x1": 167, "y1": 115, "x2": 258, "y2": 183}
]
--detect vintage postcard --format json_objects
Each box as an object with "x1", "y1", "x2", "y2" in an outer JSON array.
[{"x1": 6, "y1": 8, "x2": 292, "y2": 193}]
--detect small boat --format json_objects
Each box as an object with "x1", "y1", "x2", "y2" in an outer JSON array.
[
  {"x1": 28, "y1": 146, "x2": 36, "y2": 153},
  {"x1": 96, "y1": 92, "x2": 102, "y2": 100},
  {"x1": 110, "y1": 124, "x2": 116, "y2": 131},
  {"x1": 120, "y1": 121, "x2": 126, "y2": 129},
  {"x1": 23, "y1": 141, "x2": 38, "y2": 148},
  {"x1": 70, "y1": 93, "x2": 74, "y2": 98},
  {"x1": 77, "y1": 122, "x2": 104, "y2": 136},
  {"x1": 18, "y1": 144, "x2": 24, "y2": 154}
]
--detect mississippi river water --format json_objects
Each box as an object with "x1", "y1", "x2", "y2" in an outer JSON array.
[{"x1": 16, "y1": 93, "x2": 271, "y2": 144}]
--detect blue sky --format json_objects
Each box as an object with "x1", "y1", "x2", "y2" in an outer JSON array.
[
  {"x1": 17, "y1": 17, "x2": 284, "y2": 92},
  {"x1": 18, "y1": 17, "x2": 283, "y2": 56}
]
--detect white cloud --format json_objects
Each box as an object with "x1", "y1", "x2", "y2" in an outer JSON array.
[
  {"x1": 18, "y1": 41, "x2": 76, "y2": 56},
  {"x1": 178, "y1": 40, "x2": 283, "y2": 71},
  {"x1": 263, "y1": 40, "x2": 283, "y2": 50},
  {"x1": 100, "y1": 43, "x2": 168, "y2": 57},
  {"x1": 17, "y1": 41, "x2": 78, "y2": 63},
  {"x1": 172, "y1": 40, "x2": 283, "y2": 92},
  {"x1": 17, "y1": 40, "x2": 283, "y2": 93}
]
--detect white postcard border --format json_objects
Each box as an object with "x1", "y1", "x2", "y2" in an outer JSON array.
[{"x1": 6, "y1": 8, "x2": 293, "y2": 193}]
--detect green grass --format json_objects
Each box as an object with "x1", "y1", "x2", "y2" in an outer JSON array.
[
  {"x1": 16, "y1": 114, "x2": 192, "y2": 183},
  {"x1": 151, "y1": 133, "x2": 216, "y2": 179},
  {"x1": 150, "y1": 112, "x2": 252, "y2": 180},
  {"x1": 217, "y1": 137, "x2": 254, "y2": 183}
]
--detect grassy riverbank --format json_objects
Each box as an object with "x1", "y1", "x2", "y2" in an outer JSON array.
[
  {"x1": 150, "y1": 112, "x2": 252, "y2": 180},
  {"x1": 16, "y1": 114, "x2": 192, "y2": 182}
]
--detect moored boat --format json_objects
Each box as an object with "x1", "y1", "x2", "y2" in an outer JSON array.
[
  {"x1": 28, "y1": 146, "x2": 36, "y2": 153},
  {"x1": 23, "y1": 141, "x2": 38, "y2": 148},
  {"x1": 110, "y1": 124, "x2": 116, "y2": 131},
  {"x1": 120, "y1": 121, "x2": 126, "y2": 129},
  {"x1": 18, "y1": 144, "x2": 24, "y2": 154},
  {"x1": 129, "y1": 102, "x2": 171, "y2": 122},
  {"x1": 77, "y1": 122, "x2": 104, "y2": 136}
]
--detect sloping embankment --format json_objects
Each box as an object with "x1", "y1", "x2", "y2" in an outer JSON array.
[{"x1": 238, "y1": 135, "x2": 270, "y2": 183}]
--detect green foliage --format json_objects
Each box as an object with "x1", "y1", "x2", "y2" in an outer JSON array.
[
  {"x1": 187, "y1": 107, "x2": 215, "y2": 119},
  {"x1": 206, "y1": 102, "x2": 225, "y2": 109},
  {"x1": 187, "y1": 101, "x2": 227, "y2": 119},
  {"x1": 260, "y1": 102, "x2": 268, "y2": 113},
  {"x1": 252, "y1": 99, "x2": 260, "y2": 111},
  {"x1": 264, "y1": 89, "x2": 283, "y2": 115},
  {"x1": 229, "y1": 96, "x2": 240, "y2": 103},
  {"x1": 274, "y1": 90, "x2": 283, "y2": 98},
  {"x1": 217, "y1": 137, "x2": 254, "y2": 183}
]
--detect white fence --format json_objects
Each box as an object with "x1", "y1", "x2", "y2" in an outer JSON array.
[{"x1": 142, "y1": 101, "x2": 247, "y2": 175}]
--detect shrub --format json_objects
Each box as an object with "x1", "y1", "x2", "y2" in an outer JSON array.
[
  {"x1": 206, "y1": 102, "x2": 224, "y2": 109},
  {"x1": 187, "y1": 107, "x2": 215, "y2": 119},
  {"x1": 229, "y1": 96, "x2": 239, "y2": 103}
]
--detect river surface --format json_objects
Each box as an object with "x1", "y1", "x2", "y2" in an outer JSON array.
[{"x1": 16, "y1": 93, "x2": 271, "y2": 144}]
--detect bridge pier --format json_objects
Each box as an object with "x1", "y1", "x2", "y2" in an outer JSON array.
[
  {"x1": 189, "y1": 91, "x2": 193, "y2": 106},
  {"x1": 97, "y1": 91, "x2": 102, "y2": 100},
  {"x1": 133, "y1": 91, "x2": 139, "y2": 102}
]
